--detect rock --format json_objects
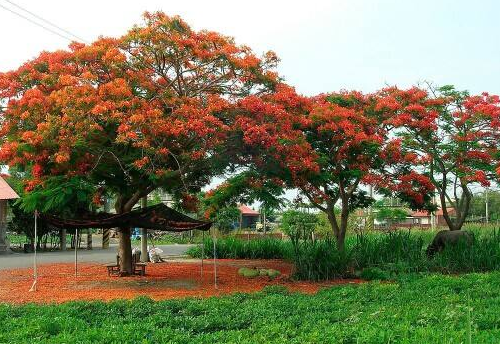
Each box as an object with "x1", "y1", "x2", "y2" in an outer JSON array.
[
  {"x1": 259, "y1": 269, "x2": 269, "y2": 276},
  {"x1": 238, "y1": 267, "x2": 260, "y2": 278},
  {"x1": 426, "y1": 230, "x2": 473, "y2": 257},
  {"x1": 266, "y1": 269, "x2": 281, "y2": 279},
  {"x1": 238, "y1": 267, "x2": 281, "y2": 279}
]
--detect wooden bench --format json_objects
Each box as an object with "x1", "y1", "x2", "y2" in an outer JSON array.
[
  {"x1": 133, "y1": 252, "x2": 146, "y2": 276},
  {"x1": 106, "y1": 255, "x2": 120, "y2": 276},
  {"x1": 105, "y1": 253, "x2": 147, "y2": 276}
]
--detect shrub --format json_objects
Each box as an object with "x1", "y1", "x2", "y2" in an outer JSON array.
[{"x1": 186, "y1": 237, "x2": 292, "y2": 260}]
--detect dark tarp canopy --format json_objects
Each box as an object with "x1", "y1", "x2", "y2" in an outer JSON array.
[{"x1": 41, "y1": 203, "x2": 211, "y2": 232}]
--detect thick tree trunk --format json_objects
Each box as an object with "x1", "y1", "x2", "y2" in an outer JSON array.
[
  {"x1": 118, "y1": 226, "x2": 133, "y2": 275},
  {"x1": 115, "y1": 196, "x2": 135, "y2": 276}
]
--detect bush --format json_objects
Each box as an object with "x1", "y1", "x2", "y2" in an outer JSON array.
[{"x1": 186, "y1": 237, "x2": 292, "y2": 260}]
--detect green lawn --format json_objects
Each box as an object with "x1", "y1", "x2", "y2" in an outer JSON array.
[{"x1": 1, "y1": 272, "x2": 500, "y2": 343}]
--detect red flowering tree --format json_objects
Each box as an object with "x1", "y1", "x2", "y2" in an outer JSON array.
[
  {"x1": 214, "y1": 88, "x2": 434, "y2": 251},
  {"x1": 295, "y1": 91, "x2": 435, "y2": 250},
  {"x1": 378, "y1": 85, "x2": 500, "y2": 231},
  {"x1": 0, "y1": 12, "x2": 278, "y2": 274}
]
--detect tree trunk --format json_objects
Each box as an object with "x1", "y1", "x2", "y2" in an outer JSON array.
[
  {"x1": 439, "y1": 188, "x2": 471, "y2": 231},
  {"x1": 115, "y1": 196, "x2": 135, "y2": 276},
  {"x1": 118, "y1": 226, "x2": 133, "y2": 275},
  {"x1": 326, "y1": 208, "x2": 347, "y2": 252}
]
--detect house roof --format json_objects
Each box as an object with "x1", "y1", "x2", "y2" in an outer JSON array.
[
  {"x1": 436, "y1": 208, "x2": 456, "y2": 216},
  {"x1": 238, "y1": 205, "x2": 260, "y2": 216},
  {"x1": 0, "y1": 176, "x2": 19, "y2": 200},
  {"x1": 410, "y1": 208, "x2": 456, "y2": 217},
  {"x1": 411, "y1": 210, "x2": 431, "y2": 217}
]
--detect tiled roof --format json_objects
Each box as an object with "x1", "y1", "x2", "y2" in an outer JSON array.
[
  {"x1": 238, "y1": 205, "x2": 260, "y2": 216},
  {"x1": 0, "y1": 176, "x2": 19, "y2": 200},
  {"x1": 411, "y1": 208, "x2": 455, "y2": 217}
]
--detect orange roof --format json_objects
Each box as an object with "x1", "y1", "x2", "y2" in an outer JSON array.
[
  {"x1": 436, "y1": 208, "x2": 456, "y2": 216},
  {"x1": 411, "y1": 208, "x2": 455, "y2": 217},
  {"x1": 411, "y1": 210, "x2": 431, "y2": 217},
  {"x1": 238, "y1": 205, "x2": 260, "y2": 216},
  {"x1": 0, "y1": 176, "x2": 19, "y2": 200}
]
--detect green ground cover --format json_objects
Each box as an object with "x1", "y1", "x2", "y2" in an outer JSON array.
[
  {"x1": 188, "y1": 226, "x2": 500, "y2": 280},
  {"x1": 1, "y1": 272, "x2": 499, "y2": 343}
]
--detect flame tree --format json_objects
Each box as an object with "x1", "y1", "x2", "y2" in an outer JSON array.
[
  {"x1": 0, "y1": 12, "x2": 278, "y2": 274},
  {"x1": 379, "y1": 85, "x2": 500, "y2": 231}
]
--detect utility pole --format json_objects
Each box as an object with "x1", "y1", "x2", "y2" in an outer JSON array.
[
  {"x1": 262, "y1": 204, "x2": 267, "y2": 233},
  {"x1": 368, "y1": 185, "x2": 374, "y2": 231},
  {"x1": 431, "y1": 193, "x2": 437, "y2": 230},
  {"x1": 485, "y1": 188, "x2": 489, "y2": 224}
]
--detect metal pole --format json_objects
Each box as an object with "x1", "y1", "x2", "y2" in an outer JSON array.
[
  {"x1": 29, "y1": 210, "x2": 38, "y2": 292},
  {"x1": 75, "y1": 228, "x2": 78, "y2": 277},
  {"x1": 201, "y1": 231, "x2": 204, "y2": 277},
  {"x1": 213, "y1": 229, "x2": 217, "y2": 289},
  {"x1": 485, "y1": 188, "x2": 489, "y2": 224}
]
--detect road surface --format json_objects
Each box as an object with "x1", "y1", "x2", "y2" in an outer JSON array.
[{"x1": 0, "y1": 244, "x2": 194, "y2": 270}]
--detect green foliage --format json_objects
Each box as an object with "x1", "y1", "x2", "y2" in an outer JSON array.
[
  {"x1": 17, "y1": 176, "x2": 94, "y2": 214},
  {"x1": 280, "y1": 210, "x2": 317, "y2": 238},
  {"x1": 469, "y1": 190, "x2": 500, "y2": 221},
  {"x1": 373, "y1": 204, "x2": 409, "y2": 224},
  {"x1": 212, "y1": 206, "x2": 240, "y2": 233},
  {"x1": 187, "y1": 237, "x2": 292, "y2": 260},
  {"x1": 4, "y1": 273, "x2": 500, "y2": 342},
  {"x1": 204, "y1": 171, "x2": 285, "y2": 212}
]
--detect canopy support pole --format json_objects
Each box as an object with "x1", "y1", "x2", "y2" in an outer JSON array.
[
  {"x1": 29, "y1": 210, "x2": 38, "y2": 292},
  {"x1": 213, "y1": 228, "x2": 217, "y2": 289},
  {"x1": 200, "y1": 230, "x2": 204, "y2": 279},
  {"x1": 75, "y1": 228, "x2": 78, "y2": 277}
]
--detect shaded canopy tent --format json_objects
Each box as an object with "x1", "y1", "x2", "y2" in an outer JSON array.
[
  {"x1": 41, "y1": 203, "x2": 212, "y2": 232},
  {"x1": 30, "y1": 203, "x2": 219, "y2": 290}
]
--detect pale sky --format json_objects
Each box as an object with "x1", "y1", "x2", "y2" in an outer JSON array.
[
  {"x1": 1, "y1": 0, "x2": 499, "y2": 206},
  {"x1": 1, "y1": 0, "x2": 499, "y2": 96}
]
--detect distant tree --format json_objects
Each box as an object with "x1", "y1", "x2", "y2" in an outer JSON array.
[
  {"x1": 469, "y1": 189, "x2": 500, "y2": 222},
  {"x1": 373, "y1": 200, "x2": 409, "y2": 227},
  {"x1": 280, "y1": 209, "x2": 317, "y2": 241},
  {"x1": 212, "y1": 206, "x2": 240, "y2": 233},
  {"x1": 379, "y1": 85, "x2": 500, "y2": 231}
]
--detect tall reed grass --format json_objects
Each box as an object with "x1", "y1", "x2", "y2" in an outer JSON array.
[{"x1": 187, "y1": 227, "x2": 500, "y2": 281}]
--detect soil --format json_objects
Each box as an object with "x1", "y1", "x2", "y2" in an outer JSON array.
[{"x1": 0, "y1": 259, "x2": 363, "y2": 304}]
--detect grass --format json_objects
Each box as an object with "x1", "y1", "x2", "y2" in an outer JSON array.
[
  {"x1": 188, "y1": 226, "x2": 500, "y2": 280},
  {"x1": 187, "y1": 236, "x2": 292, "y2": 260},
  {"x1": 1, "y1": 272, "x2": 500, "y2": 343},
  {"x1": 131, "y1": 232, "x2": 204, "y2": 245}
]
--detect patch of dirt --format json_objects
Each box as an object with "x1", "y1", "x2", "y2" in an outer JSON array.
[{"x1": 0, "y1": 259, "x2": 363, "y2": 304}]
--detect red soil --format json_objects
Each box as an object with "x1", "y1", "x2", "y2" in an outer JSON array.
[{"x1": 0, "y1": 259, "x2": 362, "y2": 304}]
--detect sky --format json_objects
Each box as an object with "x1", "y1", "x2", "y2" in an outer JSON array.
[
  {"x1": 1, "y1": 0, "x2": 499, "y2": 96},
  {"x1": 1, "y1": 0, "x2": 499, "y2": 206}
]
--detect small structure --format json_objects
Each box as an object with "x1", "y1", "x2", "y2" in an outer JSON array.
[
  {"x1": 0, "y1": 175, "x2": 19, "y2": 254},
  {"x1": 238, "y1": 205, "x2": 260, "y2": 229}
]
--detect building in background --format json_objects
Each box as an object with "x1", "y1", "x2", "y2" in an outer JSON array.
[
  {"x1": 237, "y1": 205, "x2": 260, "y2": 229},
  {"x1": 0, "y1": 175, "x2": 19, "y2": 253}
]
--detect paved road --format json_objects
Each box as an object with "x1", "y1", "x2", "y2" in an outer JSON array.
[{"x1": 0, "y1": 244, "x2": 195, "y2": 270}]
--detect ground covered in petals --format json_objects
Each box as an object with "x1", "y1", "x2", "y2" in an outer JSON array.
[{"x1": 0, "y1": 259, "x2": 360, "y2": 304}]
